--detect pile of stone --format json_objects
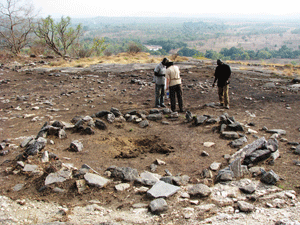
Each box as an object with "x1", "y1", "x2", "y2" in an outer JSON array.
[{"x1": 1, "y1": 106, "x2": 299, "y2": 223}]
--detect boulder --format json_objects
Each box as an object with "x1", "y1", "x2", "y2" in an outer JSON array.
[
  {"x1": 45, "y1": 168, "x2": 72, "y2": 186},
  {"x1": 107, "y1": 166, "x2": 139, "y2": 182},
  {"x1": 84, "y1": 173, "x2": 110, "y2": 188},
  {"x1": 147, "y1": 181, "x2": 181, "y2": 198},
  {"x1": 69, "y1": 140, "x2": 83, "y2": 152},
  {"x1": 149, "y1": 198, "x2": 168, "y2": 214},
  {"x1": 187, "y1": 183, "x2": 211, "y2": 197},
  {"x1": 261, "y1": 170, "x2": 280, "y2": 185}
]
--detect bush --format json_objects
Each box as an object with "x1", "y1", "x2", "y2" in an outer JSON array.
[{"x1": 127, "y1": 43, "x2": 142, "y2": 54}]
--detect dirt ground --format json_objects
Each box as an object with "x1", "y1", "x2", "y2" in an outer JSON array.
[{"x1": 0, "y1": 56, "x2": 300, "y2": 221}]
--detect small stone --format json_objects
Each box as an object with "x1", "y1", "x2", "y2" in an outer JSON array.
[
  {"x1": 210, "y1": 162, "x2": 221, "y2": 171},
  {"x1": 149, "y1": 198, "x2": 168, "y2": 213},
  {"x1": 237, "y1": 201, "x2": 254, "y2": 212},
  {"x1": 69, "y1": 140, "x2": 83, "y2": 152},
  {"x1": 115, "y1": 183, "x2": 130, "y2": 191},
  {"x1": 203, "y1": 142, "x2": 215, "y2": 147}
]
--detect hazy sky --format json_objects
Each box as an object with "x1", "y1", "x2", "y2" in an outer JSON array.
[{"x1": 28, "y1": 0, "x2": 299, "y2": 18}]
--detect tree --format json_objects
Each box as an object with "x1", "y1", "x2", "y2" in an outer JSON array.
[
  {"x1": 0, "y1": 0, "x2": 37, "y2": 55},
  {"x1": 92, "y1": 38, "x2": 107, "y2": 56},
  {"x1": 34, "y1": 16, "x2": 82, "y2": 56}
]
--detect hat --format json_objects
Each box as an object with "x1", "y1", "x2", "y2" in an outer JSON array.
[
  {"x1": 162, "y1": 58, "x2": 169, "y2": 65},
  {"x1": 217, "y1": 59, "x2": 223, "y2": 65}
]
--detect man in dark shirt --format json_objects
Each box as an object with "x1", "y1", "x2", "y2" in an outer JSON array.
[{"x1": 212, "y1": 59, "x2": 231, "y2": 109}]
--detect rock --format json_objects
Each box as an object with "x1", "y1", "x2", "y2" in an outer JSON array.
[
  {"x1": 230, "y1": 136, "x2": 247, "y2": 148},
  {"x1": 84, "y1": 173, "x2": 110, "y2": 188},
  {"x1": 229, "y1": 158, "x2": 242, "y2": 178},
  {"x1": 147, "y1": 113, "x2": 162, "y2": 121},
  {"x1": 249, "y1": 167, "x2": 265, "y2": 177},
  {"x1": 230, "y1": 137, "x2": 266, "y2": 162},
  {"x1": 261, "y1": 170, "x2": 280, "y2": 185},
  {"x1": 240, "y1": 184, "x2": 256, "y2": 194},
  {"x1": 160, "y1": 175, "x2": 190, "y2": 186},
  {"x1": 221, "y1": 131, "x2": 240, "y2": 139},
  {"x1": 244, "y1": 149, "x2": 272, "y2": 165},
  {"x1": 270, "y1": 150, "x2": 280, "y2": 164},
  {"x1": 149, "y1": 198, "x2": 168, "y2": 214},
  {"x1": 187, "y1": 183, "x2": 211, "y2": 197},
  {"x1": 41, "y1": 151, "x2": 49, "y2": 163},
  {"x1": 237, "y1": 201, "x2": 254, "y2": 212},
  {"x1": 201, "y1": 151, "x2": 209, "y2": 157},
  {"x1": 147, "y1": 181, "x2": 181, "y2": 198},
  {"x1": 58, "y1": 129, "x2": 67, "y2": 139},
  {"x1": 150, "y1": 164, "x2": 157, "y2": 172},
  {"x1": 106, "y1": 113, "x2": 115, "y2": 123},
  {"x1": 20, "y1": 136, "x2": 34, "y2": 148},
  {"x1": 139, "y1": 120, "x2": 149, "y2": 128},
  {"x1": 45, "y1": 168, "x2": 72, "y2": 185},
  {"x1": 76, "y1": 179, "x2": 87, "y2": 193},
  {"x1": 69, "y1": 140, "x2": 83, "y2": 152},
  {"x1": 25, "y1": 138, "x2": 46, "y2": 156},
  {"x1": 136, "y1": 171, "x2": 161, "y2": 186},
  {"x1": 52, "y1": 120, "x2": 65, "y2": 128},
  {"x1": 95, "y1": 110, "x2": 111, "y2": 118},
  {"x1": 115, "y1": 183, "x2": 131, "y2": 191},
  {"x1": 203, "y1": 142, "x2": 215, "y2": 147},
  {"x1": 266, "y1": 138, "x2": 279, "y2": 152},
  {"x1": 193, "y1": 115, "x2": 208, "y2": 126},
  {"x1": 95, "y1": 119, "x2": 107, "y2": 130},
  {"x1": 275, "y1": 219, "x2": 300, "y2": 225},
  {"x1": 202, "y1": 169, "x2": 213, "y2": 178},
  {"x1": 294, "y1": 145, "x2": 300, "y2": 155},
  {"x1": 216, "y1": 168, "x2": 234, "y2": 182},
  {"x1": 110, "y1": 107, "x2": 122, "y2": 117},
  {"x1": 266, "y1": 129, "x2": 286, "y2": 135},
  {"x1": 185, "y1": 110, "x2": 193, "y2": 122},
  {"x1": 107, "y1": 166, "x2": 139, "y2": 182},
  {"x1": 228, "y1": 122, "x2": 244, "y2": 132},
  {"x1": 155, "y1": 159, "x2": 166, "y2": 165},
  {"x1": 210, "y1": 162, "x2": 221, "y2": 171},
  {"x1": 13, "y1": 183, "x2": 25, "y2": 192}
]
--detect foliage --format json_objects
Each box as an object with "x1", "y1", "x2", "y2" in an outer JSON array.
[
  {"x1": 127, "y1": 42, "x2": 142, "y2": 54},
  {"x1": 92, "y1": 38, "x2": 108, "y2": 56},
  {"x1": 0, "y1": 0, "x2": 37, "y2": 55},
  {"x1": 177, "y1": 47, "x2": 202, "y2": 57},
  {"x1": 34, "y1": 16, "x2": 82, "y2": 56}
]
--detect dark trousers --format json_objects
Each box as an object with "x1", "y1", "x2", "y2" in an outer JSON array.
[
  {"x1": 169, "y1": 84, "x2": 183, "y2": 112},
  {"x1": 155, "y1": 84, "x2": 165, "y2": 107}
]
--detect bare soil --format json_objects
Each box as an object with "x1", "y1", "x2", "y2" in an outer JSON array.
[{"x1": 0, "y1": 57, "x2": 300, "y2": 222}]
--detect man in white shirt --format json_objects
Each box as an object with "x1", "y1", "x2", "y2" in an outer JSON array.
[
  {"x1": 153, "y1": 58, "x2": 169, "y2": 108},
  {"x1": 165, "y1": 61, "x2": 183, "y2": 112}
]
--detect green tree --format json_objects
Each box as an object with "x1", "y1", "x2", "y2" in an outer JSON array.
[
  {"x1": 34, "y1": 15, "x2": 82, "y2": 56},
  {"x1": 92, "y1": 38, "x2": 108, "y2": 56}
]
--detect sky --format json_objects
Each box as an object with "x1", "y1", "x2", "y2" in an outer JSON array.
[{"x1": 27, "y1": 0, "x2": 299, "y2": 18}]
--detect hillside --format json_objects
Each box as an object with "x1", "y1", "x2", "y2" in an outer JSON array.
[{"x1": 0, "y1": 55, "x2": 300, "y2": 224}]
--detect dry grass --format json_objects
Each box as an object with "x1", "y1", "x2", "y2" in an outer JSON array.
[{"x1": 43, "y1": 52, "x2": 189, "y2": 68}]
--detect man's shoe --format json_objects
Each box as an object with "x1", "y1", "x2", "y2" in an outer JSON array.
[
  {"x1": 155, "y1": 105, "x2": 161, "y2": 108},
  {"x1": 160, "y1": 104, "x2": 166, "y2": 108},
  {"x1": 220, "y1": 103, "x2": 224, "y2": 106},
  {"x1": 225, "y1": 105, "x2": 230, "y2": 109}
]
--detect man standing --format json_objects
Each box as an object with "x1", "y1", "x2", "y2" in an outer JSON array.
[
  {"x1": 212, "y1": 59, "x2": 231, "y2": 109},
  {"x1": 165, "y1": 61, "x2": 183, "y2": 112},
  {"x1": 154, "y1": 58, "x2": 169, "y2": 108}
]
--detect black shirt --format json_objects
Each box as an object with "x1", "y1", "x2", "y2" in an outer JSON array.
[{"x1": 214, "y1": 63, "x2": 231, "y2": 87}]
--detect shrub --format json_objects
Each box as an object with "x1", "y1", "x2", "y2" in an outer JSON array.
[{"x1": 127, "y1": 43, "x2": 142, "y2": 54}]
